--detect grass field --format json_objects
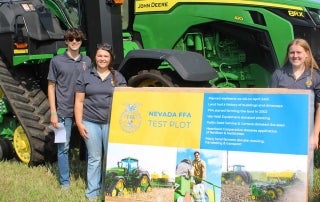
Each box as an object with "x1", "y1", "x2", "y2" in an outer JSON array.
[{"x1": 0, "y1": 154, "x2": 89, "y2": 202}]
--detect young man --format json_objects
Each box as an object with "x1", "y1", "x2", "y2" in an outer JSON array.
[
  {"x1": 47, "y1": 28, "x2": 91, "y2": 189},
  {"x1": 192, "y1": 151, "x2": 206, "y2": 184}
]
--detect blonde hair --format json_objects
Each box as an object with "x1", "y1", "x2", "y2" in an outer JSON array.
[{"x1": 284, "y1": 38, "x2": 319, "y2": 70}]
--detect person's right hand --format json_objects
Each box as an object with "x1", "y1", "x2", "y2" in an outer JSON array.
[
  {"x1": 50, "y1": 114, "x2": 59, "y2": 129},
  {"x1": 313, "y1": 134, "x2": 319, "y2": 150},
  {"x1": 77, "y1": 123, "x2": 88, "y2": 140}
]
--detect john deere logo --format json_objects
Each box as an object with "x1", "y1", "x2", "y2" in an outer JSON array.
[{"x1": 119, "y1": 103, "x2": 142, "y2": 133}]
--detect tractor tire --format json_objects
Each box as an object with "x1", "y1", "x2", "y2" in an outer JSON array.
[
  {"x1": 266, "y1": 187, "x2": 278, "y2": 200},
  {"x1": 140, "y1": 174, "x2": 151, "y2": 192},
  {"x1": 0, "y1": 137, "x2": 14, "y2": 160},
  {"x1": 0, "y1": 56, "x2": 56, "y2": 165},
  {"x1": 2, "y1": 138, "x2": 14, "y2": 160},
  {"x1": 234, "y1": 174, "x2": 245, "y2": 185},
  {"x1": 128, "y1": 69, "x2": 179, "y2": 87},
  {"x1": 106, "y1": 177, "x2": 126, "y2": 196},
  {"x1": 221, "y1": 176, "x2": 229, "y2": 184},
  {"x1": 0, "y1": 139, "x2": 3, "y2": 160},
  {"x1": 0, "y1": 138, "x2": 8, "y2": 160},
  {"x1": 275, "y1": 185, "x2": 284, "y2": 196}
]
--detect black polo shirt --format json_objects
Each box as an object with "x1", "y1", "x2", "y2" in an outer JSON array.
[
  {"x1": 76, "y1": 68, "x2": 127, "y2": 123},
  {"x1": 269, "y1": 65, "x2": 320, "y2": 103},
  {"x1": 47, "y1": 52, "x2": 91, "y2": 117}
]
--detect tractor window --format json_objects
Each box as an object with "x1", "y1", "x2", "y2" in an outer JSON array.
[
  {"x1": 122, "y1": 161, "x2": 128, "y2": 169},
  {"x1": 307, "y1": 8, "x2": 320, "y2": 25},
  {"x1": 46, "y1": 0, "x2": 80, "y2": 28},
  {"x1": 293, "y1": 26, "x2": 320, "y2": 66},
  {"x1": 121, "y1": 159, "x2": 138, "y2": 173},
  {"x1": 64, "y1": 0, "x2": 78, "y2": 11},
  {"x1": 130, "y1": 161, "x2": 138, "y2": 172}
]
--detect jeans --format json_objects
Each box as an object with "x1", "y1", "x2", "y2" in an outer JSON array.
[
  {"x1": 83, "y1": 120, "x2": 109, "y2": 199},
  {"x1": 57, "y1": 117, "x2": 73, "y2": 186}
]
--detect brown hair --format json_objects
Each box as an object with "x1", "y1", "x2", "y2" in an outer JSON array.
[
  {"x1": 64, "y1": 28, "x2": 85, "y2": 41},
  {"x1": 284, "y1": 38, "x2": 319, "y2": 70},
  {"x1": 95, "y1": 43, "x2": 117, "y2": 85}
]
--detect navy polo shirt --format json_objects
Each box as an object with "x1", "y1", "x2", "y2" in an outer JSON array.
[
  {"x1": 75, "y1": 68, "x2": 127, "y2": 124},
  {"x1": 47, "y1": 52, "x2": 91, "y2": 117},
  {"x1": 269, "y1": 65, "x2": 320, "y2": 103}
]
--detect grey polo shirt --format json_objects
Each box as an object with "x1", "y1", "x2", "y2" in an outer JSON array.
[
  {"x1": 269, "y1": 65, "x2": 320, "y2": 103},
  {"x1": 75, "y1": 68, "x2": 127, "y2": 124},
  {"x1": 47, "y1": 52, "x2": 91, "y2": 117}
]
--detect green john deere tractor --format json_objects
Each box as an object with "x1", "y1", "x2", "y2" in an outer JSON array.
[
  {"x1": 105, "y1": 157, "x2": 152, "y2": 196},
  {"x1": 0, "y1": 0, "x2": 215, "y2": 165},
  {"x1": 1, "y1": 0, "x2": 320, "y2": 165},
  {"x1": 222, "y1": 165, "x2": 253, "y2": 185}
]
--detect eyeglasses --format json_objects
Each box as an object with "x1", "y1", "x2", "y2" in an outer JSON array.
[
  {"x1": 97, "y1": 43, "x2": 112, "y2": 51},
  {"x1": 67, "y1": 37, "x2": 82, "y2": 42}
]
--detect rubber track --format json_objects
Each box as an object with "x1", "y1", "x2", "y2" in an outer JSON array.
[
  {"x1": 0, "y1": 56, "x2": 55, "y2": 165},
  {"x1": 106, "y1": 179, "x2": 119, "y2": 195}
]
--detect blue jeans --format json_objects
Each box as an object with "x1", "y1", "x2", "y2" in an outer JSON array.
[
  {"x1": 83, "y1": 120, "x2": 109, "y2": 199},
  {"x1": 57, "y1": 117, "x2": 73, "y2": 186}
]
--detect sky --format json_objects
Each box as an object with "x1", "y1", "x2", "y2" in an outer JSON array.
[{"x1": 223, "y1": 151, "x2": 308, "y2": 172}]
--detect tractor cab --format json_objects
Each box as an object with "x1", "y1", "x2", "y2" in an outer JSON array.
[
  {"x1": 233, "y1": 165, "x2": 246, "y2": 172},
  {"x1": 119, "y1": 157, "x2": 139, "y2": 175}
]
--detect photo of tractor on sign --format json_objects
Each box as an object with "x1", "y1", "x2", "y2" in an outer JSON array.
[
  {"x1": 104, "y1": 144, "x2": 178, "y2": 201},
  {"x1": 222, "y1": 165, "x2": 253, "y2": 185},
  {"x1": 105, "y1": 157, "x2": 152, "y2": 196},
  {"x1": 220, "y1": 151, "x2": 307, "y2": 201}
]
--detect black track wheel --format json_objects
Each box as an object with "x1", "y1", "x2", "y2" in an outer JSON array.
[
  {"x1": 140, "y1": 175, "x2": 151, "y2": 192},
  {"x1": 0, "y1": 56, "x2": 56, "y2": 165},
  {"x1": 0, "y1": 137, "x2": 14, "y2": 160},
  {"x1": 234, "y1": 174, "x2": 245, "y2": 185},
  {"x1": 128, "y1": 69, "x2": 179, "y2": 87},
  {"x1": 0, "y1": 138, "x2": 8, "y2": 160},
  {"x1": 107, "y1": 178, "x2": 125, "y2": 196},
  {"x1": 3, "y1": 138, "x2": 14, "y2": 160},
  {"x1": 0, "y1": 140, "x2": 3, "y2": 160}
]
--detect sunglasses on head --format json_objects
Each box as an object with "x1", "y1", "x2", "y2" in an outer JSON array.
[
  {"x1": 97, "y1": 43, "x2": 112, "y2": 51},
  {"x1": 67, "y1": 37, "x2": 82, "y2": 42}
]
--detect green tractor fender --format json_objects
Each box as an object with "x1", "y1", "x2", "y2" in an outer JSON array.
[{"x1": 118, "y1": 49, "x2": 217, "y2": 84}]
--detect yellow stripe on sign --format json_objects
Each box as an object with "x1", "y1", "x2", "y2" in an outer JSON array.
[
  {"x1": 109, "y1": 89, "x2": 204, "y2": 148},
  {"x1": 135, "y1": 0, "x2": 303, "y2": 13}
]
